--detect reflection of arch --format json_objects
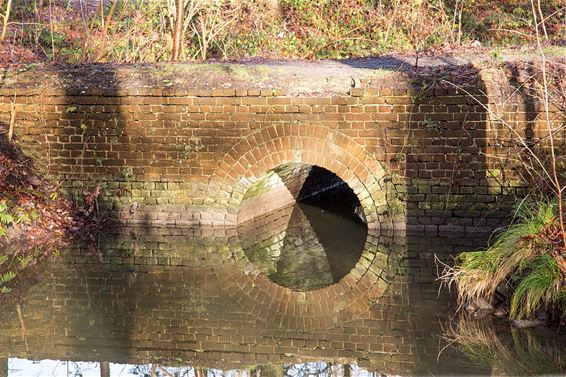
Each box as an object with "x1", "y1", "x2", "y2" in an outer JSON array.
[
  {"x1": 210, "y1": 124, "x2": 393, "y2": 228},
  {"x1": 214, "y1": 229, "x2": 398, "y2": 331},
  {"x1": 239, "y1": 201, "x2": 366, "y2": 291}
]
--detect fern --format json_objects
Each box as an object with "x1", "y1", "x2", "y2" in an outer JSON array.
[
  {"x1": 0, "y1": 212, "x2": 14, "y2": 225},
  {"x1": 0, "y1": 271, "x2": 16, "y2": 284},
  {"x1": 0, "y1": 201, "x2": 14, "y2": 226},
  {"x1": 17, "y1": 255, "x2": 33, "y2": 268}
]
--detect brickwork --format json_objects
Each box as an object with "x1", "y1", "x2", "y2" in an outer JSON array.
[
  {"x1": 0, "y1": 63, "x2": 563, "y2": 232},
  {"x1": 0, "y1": 228, "x2": 490, "y2": 375}
]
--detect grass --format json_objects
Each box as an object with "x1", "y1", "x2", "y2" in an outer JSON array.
[
  {"x1": 439, "y1": 198, "x2": 566, "y2": 320},
  {"x1": 443, "y1": 318, "x2": 566, "y2": 375},
  {"x1": 511, "y1": 253, "x2": 565, "y2": 319}
]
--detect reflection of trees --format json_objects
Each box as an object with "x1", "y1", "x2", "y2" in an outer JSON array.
[
  {"x1": 443, "y1": 317, "x2": 566, "y2": 376},
  {"x1": 84, "y1": 362, "x2": 372, "y2": 377},
  {"x1": 285, "y1": 362, "x2": 330, "y2": 377},
  {"x1": 281, "y1": 363, "x2": 357, "y2": 377},
  {"x1": 0, "y1": 358, "x2": 6, "y2": 377},
  {"x1": 128, "y1": 364, "x2": 196, "y2": 377}
]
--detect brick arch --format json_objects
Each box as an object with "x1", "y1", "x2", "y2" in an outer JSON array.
[
  {"x1": 210, "y1": 124, "x2": 392, "y2": 228},
  {"x1": 213, "y1": 231, "x2": 399, "y2": 331}
]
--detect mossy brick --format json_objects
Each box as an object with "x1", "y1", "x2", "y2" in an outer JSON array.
[{"x1": 5, "y1": 64, "x2": 563, "y2": 230}]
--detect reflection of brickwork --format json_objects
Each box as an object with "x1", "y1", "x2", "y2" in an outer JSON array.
[
  {"x1": 0, "y1": 228, "x2": 490, "y2": 375},
  {"x1": 0, "y1": 64, "x2": 563, "y2": 232}
]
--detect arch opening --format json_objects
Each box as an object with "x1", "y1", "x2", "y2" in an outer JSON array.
[
  {"x1": 238, "y1": 162, "x2": 366, "y2": 225},
  {"x1": 237, "y1": 163, "x2": 368, "y2": 291}
]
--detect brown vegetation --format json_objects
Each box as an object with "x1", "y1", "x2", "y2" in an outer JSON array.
[
  {"x1": 0, "y1": 132, "x2": 104, "y2": 295},
  {"x1": 0, "y1": 0, "x2": 563, "y2": 66}
]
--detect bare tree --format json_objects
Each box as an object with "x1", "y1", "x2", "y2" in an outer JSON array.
[
  {"x1": 191, "y1": 0, "x2": 243, "y2": 60},
  {"x1": 171, "y1": 0, "x2": 184, "y2": 61},
  {"x1": 398, "y1": 0, "x2": 443, "y2": 68}
]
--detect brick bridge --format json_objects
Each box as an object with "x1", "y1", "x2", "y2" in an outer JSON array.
[{"x1": 0, "y1": 58, "x2": 563, "y2": 232}]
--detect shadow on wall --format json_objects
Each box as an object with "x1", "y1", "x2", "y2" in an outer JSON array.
[
  {"x1": 401, "y1": 65, "x2": 493, "y2": 235},
  {"x1": 503, "y1": 61, "x2": 566, "y2": 196},
  {"x1": 54, "y1": 65, "x2": 155, "y2": 228},
  {"x1": 55, "y1": 65, "x2": 139, "y2": 366}
]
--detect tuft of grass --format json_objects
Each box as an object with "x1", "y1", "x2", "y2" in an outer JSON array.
[
  {"x1": 439, "y1": 198, "x2": 565, "y2": 320},
  {"x1": 443, "y1": 318, "x2": 566, "y2": 375},
  {"x1": 511, "y1": 254, "x2": 565, "y2": 319}
]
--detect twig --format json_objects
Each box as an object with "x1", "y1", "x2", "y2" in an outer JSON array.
[
  {"x1": 530, "y1": 0, "x2": 566, "y2": 250},
  {"x1": 48, "y1": 0, "x2": 55, "y2": 61},
  {"x1": 6, "y1": 22, "x2": 45, "y2": 26},
  {"x1": 157, "y1": 366, "x2": 175, "y2": 377},
  {"x1": 103, "y1": 0, "x2": 119, "y2": 34},
  {"x1": 15, "y1": 302, "x2": 29, "y2": 351},
  {"x1": 8, "y1": 97, "x2": 15, "y2": 142},
  {"x1": 440, "y1": 80, "x2": 555, "y2": 186}
]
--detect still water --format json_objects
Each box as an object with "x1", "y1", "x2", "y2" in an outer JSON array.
[{"x1": 0, "y1": 203, "x2": 564, "y2": 376}]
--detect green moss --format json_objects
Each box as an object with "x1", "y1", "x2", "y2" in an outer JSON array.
[
  {"x1": 542, "y1": 46, "x2": 566, "y2": 57},
  {"x1": 242, "y1": 171, "x2": 277, "y2": 200}
]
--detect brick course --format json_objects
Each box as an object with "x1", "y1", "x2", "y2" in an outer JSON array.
[{"x1": 0, "y1": 63, "x2": 563, "y2": 232}]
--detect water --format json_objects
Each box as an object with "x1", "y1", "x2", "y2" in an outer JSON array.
[
  {"x1": 241, "y1": 203, "x2": 367, "y2": 291},
  {"x1": 0, "y1": 203, "x2": 564, "y2": 376}
]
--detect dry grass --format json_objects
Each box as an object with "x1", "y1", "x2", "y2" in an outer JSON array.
[
  {"x1": 438, "y1": 199, "x2": 566, "y2": 320},
  {"x1": 442, "y1": 317, "x2": 566, "y2": 375}
]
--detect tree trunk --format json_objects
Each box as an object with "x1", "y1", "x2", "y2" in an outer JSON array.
[
  {"x1": 1, "y1": 0, "x2": 13, "y2": 42},
  {"x1": 172, "y1": 0, "x2": 184, "y2": 61},
  {"x1": 100, "y1": 361, "x2": 110, "y2": 377},
  {"x1": 0, "y1": 358, "x2": 8, "y2": 377}
]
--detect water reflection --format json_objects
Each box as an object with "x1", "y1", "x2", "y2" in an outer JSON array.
[
  {"x1": 4, "y1": 360, "x2": 372, "y2": 377},
  {"x1": 240, "y1": 203, "x2": 366, "y2": 291},
  {"x1": 0, "y1": 206, "x2": 564, "y2": 376},
  {"x1": 444, "y1": 317, "x2": 566, "y2": 375}
]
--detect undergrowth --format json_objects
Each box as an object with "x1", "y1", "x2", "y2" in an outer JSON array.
[
  {"x1": 439, "y1": 198, "x2": 566, "y2": 321},
  {"x1": 1, "y1": 0, "x2": 564, "y2": 65},
  {"x1": 0, "y1": 134, "x2": 102, "y2": 295}
]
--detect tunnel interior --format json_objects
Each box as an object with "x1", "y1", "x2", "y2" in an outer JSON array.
[
  {"x1": 238, "y1": 163, "x2": 368, "y2": 291},
  {"x1": 239, "y1": 163, "x2": 366, "y2": 225}
]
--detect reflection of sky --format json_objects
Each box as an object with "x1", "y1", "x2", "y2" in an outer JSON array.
[
  {"x1": 7, "y1": 359, "x2": 382, "y2": 377},
  {"x1": 284, "y1": 362, "x2": 379, "y2": 377},
  {"x1": 8, "y1": 359, "x2": 193, "y2": 377}
]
